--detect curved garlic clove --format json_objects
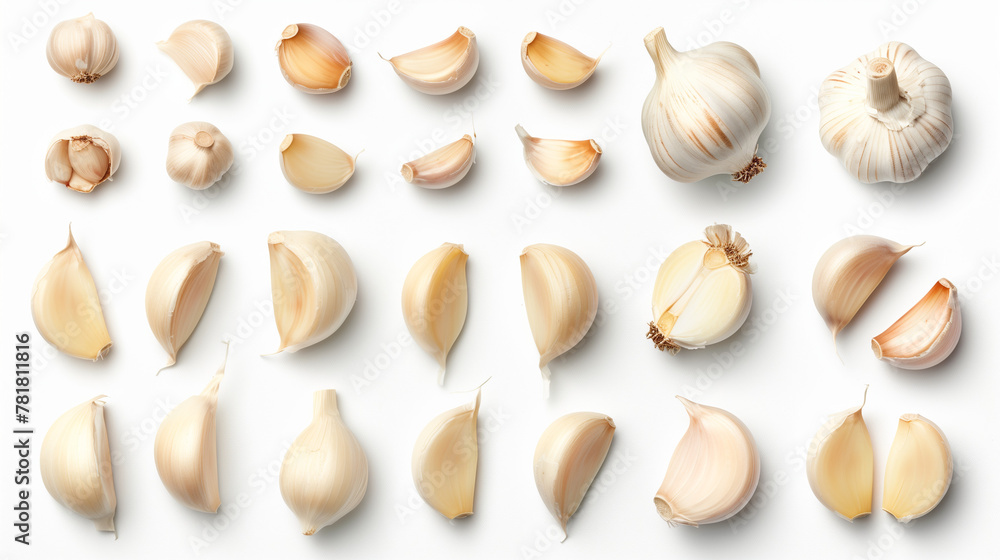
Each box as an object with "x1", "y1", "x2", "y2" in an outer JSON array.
[
  {"x1": 279, "y1": 134, "x2": 359, "y2": 194},
  {"x1": 382, "y1": 27, "x2": 479, "y2": 95},
  {"x1": 267, "y1": 231, "x2": 358, "y2": 354},
  {"x1": 40, "y1": 395, "x2": 117, "y2": 533},
  {"x1": 45, "y1": 124, "x2": 121, "y2": 193},
  {"x1": 145, "y1": 241, "x2": 224, "y2": 371},
  {"x1": 533, "y1": 412, "x2": 615, "y2": 539},
  {"x1": 872, "y1": 279, "x2": 961, "y2": 370},
  {"x1": 520, "y1": 244, "x2": 599, "y2": 398},
  {"x1": 819, "y1": 43, "x2": 953, "y2": 183},
  {"x1": 806, "y1": 388, "x2": 873, "y2": 521},
  {"x1": 882, "y1": 414, "x2": 952, "y2": 522},
  {"x1": 157, "y1": 20, "x2": 234, "y2": 99},
  {"x1": 654, "y1": 397, "x2": 759, "y2": 527},
  {"x1": 276, "y1": 23, "x2": 351, "y2": 93},
  {"x1": 401, "y1": 133, "x2": 476, "y2": 189},
  {"x1": 515, "y1": 124, "x2": 602, "y2": 187},
  {"x1": 412, "y1": 389, "x2": 481, "y2": 519},
  {"x1": 521, "y1": 32, "x2": 605, "y2": 90},
  {"x1": 401, "y1": 243, "x2": 469, "y2": 385},
  {"x1": 166, "y1": 122, "x2": 234, "y2": 190},
  {"x1": 641, "y1": 27, "x2": 770, "y2": 183},
  {"x1": 46, "y1": 13, "x2": 119, "y2": 83},
  {"x1": 31, "y1": 226, "x2": 112, "y2": 361},
  {"x1": 280, "y1": 390, "x2": 368, "y2": 535}
]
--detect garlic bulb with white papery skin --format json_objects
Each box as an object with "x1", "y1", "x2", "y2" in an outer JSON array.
[
  {"x1": 46, "y1": 13, "x2": 119, "y2": 83},
  {"x1": 166, "y1": 122, "x2": 234, "y2": 190}
]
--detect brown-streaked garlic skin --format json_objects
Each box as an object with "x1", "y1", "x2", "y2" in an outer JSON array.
[
  {"x1": 872, "y1": 278, "x2": 961, "y2": 370},
  {"x1": 46, "y1": 13, "x2": 119, "y2": 83},
  {"x1": 157, "y1": 20, "x2": 234, "y2": 99},
  {"x1": 44, "y1": 124, "x2": 121, "y2": 193},
  {"x1": 166, "y1": 122, "x2": 234, "y2": 190},
  {"x1": 382, "y1": 27, "x2": 479, "y2": 95},
  {"x1": 276, "y1": 23, "x2": 352, "y2": 94},
  {"x1": 521, "y1": 32, "x2": 605, "y2": 90}
]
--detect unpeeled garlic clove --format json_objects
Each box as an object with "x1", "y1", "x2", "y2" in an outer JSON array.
[
  {"x1": 654, "y1": 397, "x2": 759, "y2": 527},
  {"x1": 533, "y1": 412, "x2": 615, "y2": 539},
  {"x1": 279, "y1": 134, "x2": 359, "y2": 194},
  {"x1": 45, "y1": 124, "x2": 121, "y2": 193},
  {"x1": 401, "y1": 133, "x2": 476, "y2": 189},
  {"x1": 412, "y1": 389, "x2": 481, "y2": 519},
  {"x1": 882, "y1": 414, "x2": 952, "y2": 522},
  {"x1": 872, "y1": 279, "x2": 961, "y2": 370},
  {"x1": 806, "y1": 388, "x2": 873, "y2": 521},
  {"x1": 521, "y1": 32, "x2": 605, "y2": 90},
  {"x1": 382, "y1": 27, "x2": 479, "y2": 95},
  {"x1": 46, "y1": 13, "x2": 119, "y2": 83},
  {"x1": 515, "y1": 124, "x2": 602, "y2": 187},
  {"x1": 276, "y1": 23, "x2": 351, "y2": 93},
  {"x1": 157, "y1": 20, "x2": 234, "y2": 99},
  {"x1": 166, "y1": 122, "x2": 234, "y2": 190}
]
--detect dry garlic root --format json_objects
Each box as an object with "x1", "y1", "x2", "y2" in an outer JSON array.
[
  {"x1": 520, "y1": 32, "x2": 606, "y2": 90},
  {"x1": 515, "y1": 125, "x2": 602, "y2": 187},
  {"x1": 44, "y1": 125, "x2": 121, "y2": 193},
  {"x1": 46, "y1": 13, "x2": 119, "y2": 83},
  {"x1": 382, "y1": 27, "x2": 479, "y2": 95},
  {"x1": 412, "y1": 389, "x2": 481, "y2": 519},
  {"x1": 166, "y1": 122, "x2": 234, "y2": 190},
  {"x1": 157, "y1": 20, "x2": 234, "y2": 99},
  {"x1": 806, "y1": 388, "x2": 873, "y2": 521},
  {"x1": 872, "y1": 279, "x2": 961, "y2": 370},
  {"x1": 276, "y1": 23, "x2": 352, "y2": 93}
]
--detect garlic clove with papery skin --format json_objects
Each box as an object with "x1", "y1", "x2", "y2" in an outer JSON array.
[
  {"x1": 382, "y1": 27, "x2": 479, "y2": 95},
  {"x1": 412, "y1": 389, "x2": 481, "y2": 519},
  {"x1": 46, "y1": 13, "x2": 119, "y2": 83},
  {"x1": 806, "y1": 388, "x2": 873, "y2": 521},
  {"x1": 872, "y1": 279, "x2": 961, "y2": 370},
  {"x1": 276, "y1": 23, "x2": 352, "y2": 93},
  {"x1": 521, "y1": 32, "x2": 606, "y2": 90},
  {"x1": 401, "y1": 133, "x2": 476, "y2": 189},
  {"x1": 279, "y1": 134, "x2": 359, "y2": 194},
  {"x1": 882, "y1": 414, "x2": 952, "y2": 522},
  {"x1": 157, "y1": 20, "x2": 234, "y2": 100},
  {"x1": 515, "y1": 125, "x2": 602, "y2": 187},
  {"x1": 45, "y1": 125, "x2": 121, "y2": 193},
  {"x1": 166, "y1": 122, "x2": 234, "y2": 190}
]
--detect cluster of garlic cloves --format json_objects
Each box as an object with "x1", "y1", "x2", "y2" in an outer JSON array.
[
  {"x1": 45, "y1": 125, "x2": 121, "y2": 193},
  {"x1": 47, "y1": 13, "x2": 119, "y2": 83},
  {"x1": 279, "y1": 134, "x2": 359, "y2": 193},
  {"x1": 382, "y1": 27, "x2": 479, "y2": 95},
  {"x1": 157, "y1": 20, "x2": 234, "y2": 99},
  {"x1": 401, "y1": 133, "x2": 476, "y2": 189},
  {"x1": 872, "y1": 279, "x2": 961, "y2": 369},
  {"x1": 276, "y1": 23, "x2": 352, "y2": 93},
  {"x1": 166, "y1": 122, "x2": 234, "y2": 189},
  {"x1": 521, "y1": 32, "x2": 605, "y2": 90},
  {"x1": 412, "y1": 389, "x2": 481, "y2": 519},
  {"x1": 515, "y1": 125, "x2": 602, "y2": 187}
]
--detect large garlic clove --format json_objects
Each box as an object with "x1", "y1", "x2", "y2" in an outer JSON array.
[
  {"x1": 412, "y1": 389, "x2": 481, "y2": 519},
  {"x1": 382, "y1": 27, "x2": 479, "y2": 95},
  {"x1": 267, "y1": 231, "x2": 358, "y2": 354},
  {"x1": 401, "y1": 243, "x2": 469, "y2": 385},
  {"x1": 45, "y1": 124, "x2": 121, "y2": 193},
  {"x1": 806, "y1": 388, "x2": 873, "y2": 521},
  {"x1": 533, "y1": 412, "x2": 615, "y2": 539},
  {"x1": 882, "y1": 414, "x2": 952, "y2": 522},
  {"x1": 46, "y1": 13, "x2": 119, "y2": 83},
  {"x1": 515, "y1": 125, "x2": 602, "y2": 187},
  {"x1": 279, "y1": 134, "x2": 359, "y2": 194},
  {"x1": 520, "y1": 244, "x2": 599, "y2": 397},
  {"x1": 280, "y1": 390, "x2": 368, "y2": 535},
  {"x1": 31, "y1": 226, "x2": 112, "y2": 361},
  {"x1": 40, "y1": 395, "x2": 117, "y2": 533},
  {"x1": 157, "y1": 20, "x2": 234, "y2": 99},
  {"x1": 166, "y1": 122, "x2": 234, "y2": 190},
  {"x1": 145, "y1": 241, "x2": 224, "y2": 371},
  {"x1": 276, "y1": 23, "x2": 351, "y2": 93},
  {"x1": 819, "y1": 43, "x2": 953, "y2": 183},
  {"x1": 872, "y1": 279, "x2": 961, "y2": 370},
  {"x1": 521, "y1": 32, "x2": 605, "y2": 90},
  {"x1": 401, "y1": 133, "x2": 476, "y2": 189}
]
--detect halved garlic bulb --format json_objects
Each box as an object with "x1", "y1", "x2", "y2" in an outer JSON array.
[
  {"x1": 44, "y1": 124, "x2": 121, "y2": 193},
  {"x1": 515, "y1": 124, "x2": 602, "y2": 187},
  {"x1": 157, "y1": 20, "x2": 234, "y2": 99},
  {"x1": 279, "y1": 134, "x2": 359, "y2": 194},
  {"x1": 382, "y1": 27, "x2": 479, "y2": 95},
  {"x1": 806, "y1": 388, "x2": 873, "y2": 521},
  {"x1": 882, "y1": 414, "x2": 952, "y2": 522},
  {"x1": 401, "y1": 133, "x2": 476, "y2": 189},
  {"x1": 46, "y1": 13, "x2": 119, "y2": 83},
  {"x1": 166, "y1": 122, "x2": 234, "y2": 190},
  {"x1": 521, "y1": 32, "x2": 605, "y2": 90},
  {"x1": 276, "y1": 23, "x2": 351, "y2": 94},
  {"x1": 412, "y1": 389, "x2": 480, "y2": 519},
  {"x1": 872, "y1": 279, "x2": 961, "y2": 370}
]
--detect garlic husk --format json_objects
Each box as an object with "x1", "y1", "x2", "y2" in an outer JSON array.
[
  {"x1": 279, "y1": 134, "x2": 359, "y2": 194},
  {"x1": 412, "y1": 389, "x2": 481, "y2": 519},
  {"x1": 166, "y1": 122, "x2": 234, "y2": 190},
  {"x1": 145, "y1": 241, "x2": 224, "y2": 371},
  {"x1": 533, "y1": 412, "x2": 615, "y2": 539},
  {"x1": 401, "y1": 133, "x2": 476, "y2": 189},
  {"x1": 46, "y1": 13, "x2": 119, "y2": 83},
  {"x1": 276, "y1": 23, "x2": 351, "y2": 93},
  {"x1": 521, "y1": 32, "x2": 605, "y2": 90},
  {"x1": 157, "y1": 20, "x2": 234, "y2": 99},
  {"x1": 520, "y1": 244, "x2": 599, "y2": 398},
  {"x1": 44, "y1": 124, "x2": 121, "y2": 193},
  {"x1": 402, "y1": 243, "x2": 469, "y2": 385},
  {"x1": 268, "y1": 231, "x2": 358, "y2": 354},
  {"x1": 806, "y1": 388, "x2": 873, "y2": 521},
  {"x1": 515, "y1": 125, "x2": 602, "y2": 187},
  {"x1": 819, "y1": 42, "x2": 953, "y2": 183},
  {"x1": 40, "y1": 395, "x2": 117, "y2": 533},
  {"x1": 872, "y1": 279, "x2": 961, "y2": 370},
  {"x1": 882, "y1": 414, "x2": 952, "y2": 522},
  {"x1": 382, "y1": 27, "x2": 479, "y2": 95},
  {"x1": 31, "y1": 226, "x2": 112, "y2": 361},
  {"x1": 280, "y1": 390, "x2": 368, "y2": 535},
  {"x1": 641, "y1": 27, "x2": 770, "y2": 183}
]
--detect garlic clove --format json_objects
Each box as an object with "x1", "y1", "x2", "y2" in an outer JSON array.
[
  {"x1": 806, "y1": 388, "x2": 873, "y2": 521},
  {"x1": 46, "y1": 13, "x2": 119, "y2": 83},
  {"x1": 166, "y1": 122, "x2": 234, "y2": 190},
  {"x1": 533, "y1": 412, "x2": 615, "y2": 539},
  {"x1": 515, "y1": 125, "x2": 602, "y2": 187},
  {"x1": 882, "y1": 414, "x2": 952, "y2": 522},
  {"x1": 521, "y1": 32, "x2": 605, "y2": 90},
  {"x1": 872, "y1": 279, "x2": 961, "y2": 370},
  {"x1": 157, "y1": 20, "x2": 234, "y2": 99},
  {"x1": 45, "y1": 124, "x2": 121, "y2": 193},
  {"x1": 382, "y1": 27, "x2": 479, "y2": 95},
  {"x1": 279, "y1": 134, "x2": 359, "y2": 194},
  {"x1": 276, "y1": 23, "x2": 351, "y2": 93},
  {"x1": 412, "y1": 389, "x2": 481, "y2": 519},
  {"x1": 401, "y1": 133, "x2": 476, "y2": 189}
]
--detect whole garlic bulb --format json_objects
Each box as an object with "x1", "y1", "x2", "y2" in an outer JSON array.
[
  {"x1": 166, "y1": 122, "x2": 234, "y2": 190},
  {"x1": 641, "y1": 27, "x2": 771, "y2": 183},
  {"x1": 44, "y1": 124, "x2": 121, "y2": 193},
  {"x1": 46, "y1": 13, "x2": 119, "y2": 83}
]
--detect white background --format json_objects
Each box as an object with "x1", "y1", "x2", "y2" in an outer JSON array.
[{"x1": 2, "y1": 0, "x2": 998, "y2": 558}]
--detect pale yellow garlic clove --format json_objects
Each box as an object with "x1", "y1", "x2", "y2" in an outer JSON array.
[
  {"x1": 515, "y1": 124, "x2": 602, "y2": 187},
  {"x1": 872, "y1": 279, "x2": 961, "y2": 370},
  {"x1": 279, "y1": 134, "x2": 359, "y2": 194},
  {"x1": 806, "y1": 388, "x2": 873, "y2": 521},
  {"x1": 412, "y1": 389, "x2": 481, "y2": 519},
  {"x1": 157, "y1": 20, "x2": 234, "y2": 99},
  {"x1": 276, "y1": 23, "x2": 351, "y2": 93},
  {"x1": 166, "y1": 122, "x2": 234, "y2": 190},
  {"x1": 44, "y1": 124, "x2": 121, "y2": 193},
  {"x1": 401, "y1": 133, "x2": 476, "y2": 189},
  {"x1": 46, "y1": 13, "x2": 119, "y2": 83},
  {"x1": 521, "y1": 32, "x2": 606, "y2": 90},
  {"x1": 382, "y1": 27, "x2": 479, "y2": 95},
  {"x1": 882, "y1": 414, "x2": 952, "y2": 522}
]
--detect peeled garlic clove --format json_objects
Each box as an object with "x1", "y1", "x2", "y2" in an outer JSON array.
[
  {"x1": 520, "y1": 244, "x2": 599, "y2": 397},
  {"x1": 268, "y1": 231, "x2": 358, "y2": 354},
  {"x1": 521, "y1": 32, "x2": 605, "y2": 90},
  {"x1": 31, "y1": 226, "x2": 112, "y2": 361},
  {"x1": 276, "y1": 23, "x2": 351, "y2": 93},
  {"x1": 166, "y1": 122, "x2": 234, "y2": 190},
  {"x1": 412, "y1": 389, "x2": 481, "y2": 519},
  {"x1": 872, "y1": 279, "x2": 961, "y2": 370},
  {"x1": 515, "y1": 125, "x2": 602, "y2": 187},
  {"x1": 40, "y1": 395, "x2": 117, "y2": 532},
  {"x1": 157, "y1": 20, "x2": 234, "y2": 99},
  {"x1": 882, "y1": 414, "x2": 952, "y2": 522},
  {"x1": 46, "y1": 13, "x2": 119, "y2": 83},
  {"x1": 279, "y1": 134, "x2": 359, "y2": 194},
  {"x1": 382, "y1": 27, "x2": 479, "y2": 95},
  {"x1": 45, "y1": 124, "x2": 121, "y2": 193},
  {"x1": 145, "y1": 241, "x2": 224, "y2": 371},
  {"x1": 819, "y1": 43, "x2": 953, "y2": 183},
  {"x1": 401, "y1": 133, "x2": 476, "y2": 189},
  {"x1": 402, "y1": 243, "x2": 469, "y2": 385},
  {"x1": 641, "y1": 27, "x2": 770, "y2": 183},
  {"x1": 806, "y1": 388, "x2": 873, "y2": 521},
  {"x1": 280, "y1": 390, "x2": 368, "y2": 535},
  {"x1": 533, "y1": 412, "x2": 615, "y2": 539}
]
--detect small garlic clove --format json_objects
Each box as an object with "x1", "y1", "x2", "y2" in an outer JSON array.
[
  {"x1": 276, "y1": 23, "x2": 352, "y2": 93},
  {"x1": 806, "y1": 388, "x2": 873, "y2": 521},
  {"x1": 279, "y1": 134, "x2": 359, "y2": 194},
  {"x1": 872, "y1": 279, "x2": 961, "y2": 370},
  {"x1": 515, "y1": 124, "x2": 602, "y2": 187},
  {"x1": 882, "y1": 414, "x2": 952, "y2": 523},
  {"x1": 382, "y1": 27, "x2": 479, "y2": 95},
  {"x1": 46, "y1": 13, "x2": 119, "y2": 83},
  {"x1": 412, "y1": 389, "x2": 481, "y2": 519},
  {"x1": 45, "y1": 125, "x2": 121, "y2": 193},
  {"x1": 166, "y1": 122, "x2": 234, "y2": 190},
  {"x1": 157, "y1": 20, "x2": 234, "y2": 99},
  {"x1": 401, "y1": 133, "x2": 476, "y2": 189},
  {"x1": 521, "y1": 32, "x2": 606, "y2": 90}
]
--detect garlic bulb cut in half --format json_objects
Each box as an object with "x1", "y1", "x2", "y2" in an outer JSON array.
[
  {"x1": 882, "y1": 414, "x2": 952, "y2": 522},
  {"x1": 157, "y1": 20, "x2": 234, "y2": 99},
  {"x1": 166, "y1": 122, "x2": 234, "y2": 190},
  {"x1": 641, "y1": 27, "x2": 770, "y2": 183},
  {"x1": 40, "y1": 395, "x2": 117, "y2": 533},
  {"x1": 382, "y1": 27, "x2": 479, "y2": 95},
  {"x1": 648, "y1": 224, "x2": 753, "y2": 354},
  {"x1": 402, "y1": 243, "x2": 469, "y2": 384},
  {"x1": 520, "y1": 244, "x2": 599, "y2": 398},
  {"x1": 806, "y1": 388, "x2": 873, "y2": 521},
  {"x1": 401, "y1": 133, "x2": 476, "y2": 189},
  {"x1": 45, "y1": 124, "x2": 121, "y2": 193},
  {"x1": 521, "y1": 32, "x2": 606, "y2": 90},
  {"x1": 154, "y1": 344, "x2": 228, "y2": 513},
  {"x1": 32, "y1": 226, "x2": 112, "y2": 361},
  {"x1": 280, "y1": 390, "x2": 368, "y2": 535},
  {"x1": 279, "y1": 134, "x2": 359, "y2": 194},
  {"x1": 412, "y1": 389, "x2": 481, "y2": 519},
  {"x1": 819, "y1": 43, "x2": 953, "y2": 183},
  {"x1": 654, "y1": 397, "x2": 759, "y2": 527},
  {"x1": 872, "y1": 279, "x2": 961, "y2": 370},
  {"x1": 276, "y1": 23, "x2": 351, "y2": 93},
  {"x1": 267, "y1": 231, "x2": 357, "y2": 354},
  {"x1": 515, "y1": 125, "x2": 602, "y2": 187},
  {"x1": 534, "y1": 412, "x2": 615, "y2": 539},
  {"x1": 46, "y1": 13, "x2": 119, "y2": 83},
  {"x1": 145, "y1": 241, "x2": 224, "y2": 371}
]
